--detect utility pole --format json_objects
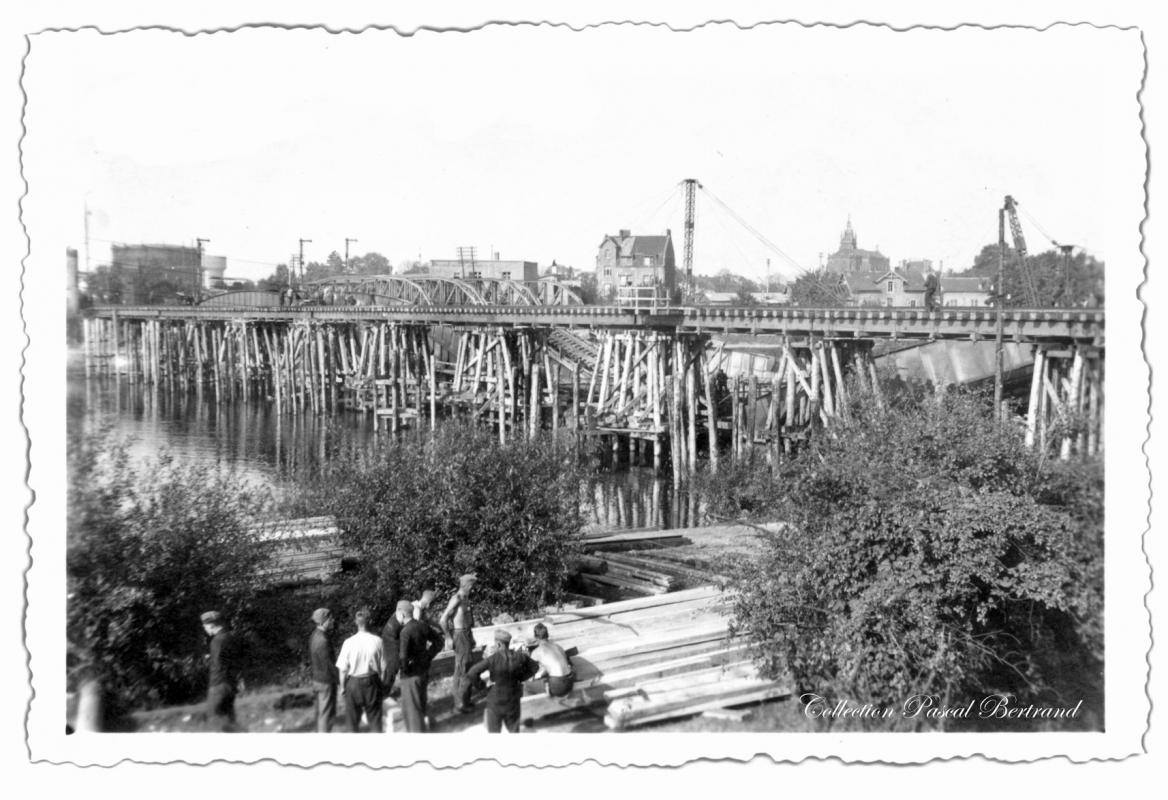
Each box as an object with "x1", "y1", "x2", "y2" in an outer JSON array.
[
  {"x1": 993, "y1": 202, "x2": 1006, "y2": 420},
  {"x1": 298, "y1": 238, "x2": 312, "y2": 287},
  {"x1": 1053, "y1": 241, "x2": 1075, "y2": 306},
  {"x1": 195, "y1": 238, "x2": 210, "y2": 301},
  {"x1": 83, "y1": 202, "x2": 92, "y2": 275},
  {"x1": 345, "y1": 237, "x2": 358, "y2": 274},
  {"x1": 765, "y1": 258, "x2": 771, "y2": 293},
  {"x1": 682, "y1": 179, "x2": 700, "y2": 301}
]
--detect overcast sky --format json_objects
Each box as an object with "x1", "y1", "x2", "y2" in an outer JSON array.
[{"x1": 22, "y1": 22, "x2": 1144, "y2": 283}]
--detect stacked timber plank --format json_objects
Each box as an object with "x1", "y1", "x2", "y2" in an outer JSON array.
[
  {"x1": 576, "y1": 552, "x2": 677, "y2": 595},
  {"x1": 252, "y1": 516, "x2": 345, "y2": 588},
  {"x1": 441, "y1": 586, "x2": 788, "y2": 730},
  {"x1": 582, "y1": 527, "x2": 690, "y2": 552}
]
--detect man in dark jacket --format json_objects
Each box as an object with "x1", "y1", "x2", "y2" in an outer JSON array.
[
  {"x1": 466, "y1": 629, "x2": 539, "y2": 733},
  {"x1": 924, "y1": 267, "x2": 941, "y2": 312},
  {"x1": 309, "y1": 607, "x2": 339, "y2": 732},
  {"x1": 201, "y1": 610, "x2": 242, "y2": 731},
  {"x1": 381, "y1": 599, "x2": 411, "y2": 699},
  {"x1": 397, "y1": 602, "x2": 445, "y2": 732}
]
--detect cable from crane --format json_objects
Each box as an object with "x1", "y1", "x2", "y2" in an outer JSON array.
[
  {"x1": 699, "y1": 186, "x2": 806, "y2": 274},
  {"x1": 635, "y1": 184, "x2": 685, "y2": 232},
  {"x1": 702, "y1": 196, "x2": 762, "y2": 276},
  {"x1": 1018, "y1": 205, "x2": 1060, "y2": 248}
]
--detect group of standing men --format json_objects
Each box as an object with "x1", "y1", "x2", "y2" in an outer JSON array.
[
  {"x1": 310, "y1": 591, "x2": 445, "y2": 733},
  {"x1": 202, "y1": 570, "x2": 576, "y2": 733}
]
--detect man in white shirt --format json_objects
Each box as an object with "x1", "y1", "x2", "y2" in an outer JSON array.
[{"x1": 336, "y1": 608, "x2": 386, "y2": 732}]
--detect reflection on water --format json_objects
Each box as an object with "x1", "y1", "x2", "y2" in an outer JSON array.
[{"x1": 68, "y1": 375, "x2": 699, "y2": 531}]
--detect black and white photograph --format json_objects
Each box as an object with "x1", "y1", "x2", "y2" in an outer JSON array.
[{"x1": 7, "y1": 1, "x2": 1163, "y2": 782}]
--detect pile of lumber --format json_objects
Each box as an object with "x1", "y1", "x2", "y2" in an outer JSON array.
[
  {"x1": 439, "y1": 586, "x2": 788, "y2": 730},
  {"x1": 575, "y1": 553, "x2": 677, "y2": 595},
  {"x1": 252, "y1": 516, "x2": 346, "y2": 588},
  {"x1": 582, "y1": 527, "x2": 690, "y2": 552}
]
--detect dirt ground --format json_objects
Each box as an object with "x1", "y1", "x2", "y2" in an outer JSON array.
[
  {"x1": 125, "y1": 673, "x2": 797, "y2": 734},
  {"x1": 115, "y1": 522, "x2": 786, "y2": 735}
]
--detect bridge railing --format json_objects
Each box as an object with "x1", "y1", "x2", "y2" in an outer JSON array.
[{"x1": 616, "y1": 286, "x2": 666, "y2": 312}]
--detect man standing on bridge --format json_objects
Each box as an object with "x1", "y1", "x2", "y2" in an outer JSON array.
[{"x1": 924, "y1": 266, "x2": 941, "y2": 312}]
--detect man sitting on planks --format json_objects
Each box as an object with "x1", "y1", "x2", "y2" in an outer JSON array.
[{"x1": 528, "y1": 623, "x2": 575, "y2": 698}]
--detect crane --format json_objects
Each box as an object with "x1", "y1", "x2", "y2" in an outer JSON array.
[
  {"x1": 1003, "y1": 195, "x2": 1040, "y2": 307},
  {"x1": 682, "y1": 178, "x2": 701, "y2": 301}
]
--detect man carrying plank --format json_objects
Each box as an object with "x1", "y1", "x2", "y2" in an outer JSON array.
[{"x1": 529, "y1": 623, "x2": 575, "y2": 698}]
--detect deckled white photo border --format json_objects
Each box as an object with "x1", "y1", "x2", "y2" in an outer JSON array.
[{"x1": 11, "y1": 4, "x2": 1154, "y2": 771}]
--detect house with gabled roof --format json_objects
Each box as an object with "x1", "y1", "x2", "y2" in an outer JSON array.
[
  {"x1": 595, "y1": 229, "x2": 677, "y2": 300},
  {"x1": 844, "y1": 263, "x2": 993, "y2": 308},
  {"x1": 938, "y1": 276, "x2": 994, "y2": 307}
]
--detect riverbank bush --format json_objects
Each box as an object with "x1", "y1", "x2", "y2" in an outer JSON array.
[
  {"x1": 67, "y1": 430, "x2": 273, "y2": 711},
  {"x1": 701, "y1": 388, "x2": 1104, "y2": 730},
  {"x1": 322, "y1": 425, "x2": 585, "y2": 621}
]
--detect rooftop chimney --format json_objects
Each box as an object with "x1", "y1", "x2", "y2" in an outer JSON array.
[{"x1": 619, "y1": 229, "x2": 631, "y2": 238}]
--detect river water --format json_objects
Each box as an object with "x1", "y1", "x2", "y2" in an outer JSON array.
[{"x1": 66, "y1": 372, "x2": 701, "y2": 532}]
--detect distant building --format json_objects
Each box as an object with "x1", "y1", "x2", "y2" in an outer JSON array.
[
  {"x1": 939, "y1": 275, "x2": 994, "y2": 307},
  {"x1": 427, "y1": 258, "x2": 538, "y2": 282},
  {"x1": 844, "y1": 261, "x2": 992, "y2": 308},
  {"x1": 702, "y1": 291, "x2": 739, "y2": 306},
  {"x1": 542, "y1": 260, "x2": 578, "y2": 280},
  {"x1": 202, "y1": 254, "x2": 228, "y2": 289},
  {"x1": 109, "y1": 243, "x2": 202, "y2": 304},
  {"x1": 824, "y1": 219, "x2": 890, "y2": 276},
  {"x1": 750, "y1": 290, "x2": 789, "y2": 306},
  {"x1": 596, "y1": 229, "x2": 677, "y2": 299}
]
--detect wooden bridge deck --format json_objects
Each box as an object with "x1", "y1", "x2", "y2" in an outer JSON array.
[{"x1": 90, "y1": 304, "x2": 1104, "y2": 346}]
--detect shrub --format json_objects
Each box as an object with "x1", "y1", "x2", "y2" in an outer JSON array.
[
  {"x1": 713, "y1": 389, "x2": 1103, "y2": 729},
  {"x1": 67, "y1": 429, "x2": 272, "y2": 710},
  {"x1": 323, "y1": 424, "x2": 584, "y2": 621}
]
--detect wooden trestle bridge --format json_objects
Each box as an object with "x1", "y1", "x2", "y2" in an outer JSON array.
[{"x1": 82, "y1": 280, "x2": 1105, "y2": 473}]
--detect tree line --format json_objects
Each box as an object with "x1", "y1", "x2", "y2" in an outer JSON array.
[{"x1": 784, "y1": 245, "x2": 1105, "y2": 308}]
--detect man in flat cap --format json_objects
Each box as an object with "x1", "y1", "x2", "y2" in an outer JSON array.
[
  {"x1": 397, "y1": 600, "x2": 445, "y2": 731},
  {"x1": 308, "y1": 608, "x2": 338, "y2": 732},
  {"x1": 466, "y1": 628, "x2": 539, "y2": 733},
  {"x1": 380, "y1": 599, "x2": 412, "y2": 700},
  {"x1": 336, "y1": 608, "x2": 386, "y2": 732},
  {"x1": 440, "y1": 573, "x2": 479, "y2": 714},
  {"x1": 201, "y1": 610, "x2": 242, "y2": 731}
]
